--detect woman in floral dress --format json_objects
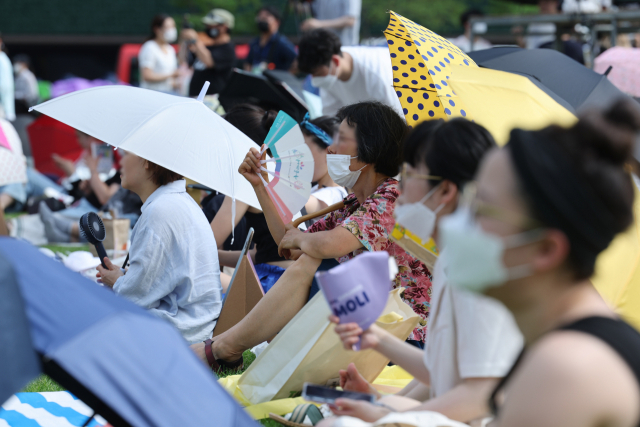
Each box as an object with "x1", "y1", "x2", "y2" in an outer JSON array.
[{"x1": 193, "y1": 101, "x2": 431, "y2": 369}]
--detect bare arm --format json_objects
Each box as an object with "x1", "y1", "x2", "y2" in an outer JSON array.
[
  {"x1": 141, "y1": 67, "x2": 177, "y2": 83},
  {"x1": 301, "y1": 15, "x2": 356, "y2": 31},
  {"x1": 238, "y1": 147, "x2": 290, "y2": 245},
  {"x1": 191, "y1": 40, "x2": 214, "y2": 68},
  {"x1": 253, "y1": 183, "x2": 289, "y2": 244},
  {"x1": 304, "y1": 195, "x2": 328, "y2": 215},
  {"x1": 210, "y1": 196, "x2": 250, "y2": 248},
  {"x1": 408, "y1": 377, "x2": 499, "y2": 423},
  {"x1": 281, "y1": 226, "x2": 362, "y2": 259},
  {"x1": 182, "y1": 29, "x2": 214, "y2": 68},
  {"x1": 0, "y1": 209, "x2": 8, "y2": 236},
  {"x1": 217, "y1": 249, "x2": 242, "y2": 268}
]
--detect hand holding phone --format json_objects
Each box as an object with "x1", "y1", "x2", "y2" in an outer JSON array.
[{"x1": 302, "y1": 383, "x2": 376, "y2": 405}]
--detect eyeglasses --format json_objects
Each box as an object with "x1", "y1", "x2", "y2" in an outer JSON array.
[
  {"x1": 462, "y1": 183, "x2": 542, "y2": 230},
  {"x1": 399, "y1": 163, "x2": 441, "y2": 191}
]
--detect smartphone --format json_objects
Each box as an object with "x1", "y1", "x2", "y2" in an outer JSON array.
[{"x1": 302, "y1": 383, "x2": 376, "y2": 405}]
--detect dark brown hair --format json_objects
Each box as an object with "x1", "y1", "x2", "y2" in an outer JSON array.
[
  {"x1": 508, "y1": 99, "x2": 640, "y2": 279},
  {"x1": 148, "y1": 14, "x2": 171, "y2": 41},
  {"x1": 223, "y1": 104, "x2": 277, "y2": 145},
  {"x1": 147, "y1": 161, "x2": 182, "y2": 187}
]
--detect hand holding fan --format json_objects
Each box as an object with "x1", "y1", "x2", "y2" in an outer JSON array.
[{"x1": 259, "y1": 111, "x2": 314, "y2": 224}]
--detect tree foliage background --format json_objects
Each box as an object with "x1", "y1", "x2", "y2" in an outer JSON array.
[{"x1": 173, "y1": 0, "x2": 536, "y2": 37}]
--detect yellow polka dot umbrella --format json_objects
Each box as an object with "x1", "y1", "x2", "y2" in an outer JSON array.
[{"x1": 384, "y1": 11, "x2": 476, "y2": 126}]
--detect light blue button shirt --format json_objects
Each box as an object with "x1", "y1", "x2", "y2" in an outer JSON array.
[{"x1": 113, "y1": 180, "x2": 222, "y2": 344}]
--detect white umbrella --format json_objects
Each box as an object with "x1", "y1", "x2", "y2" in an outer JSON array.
[
  {"x1": 29, "y1": 84, "x2": 261, "y2": 211},
  {"x1": 0, "y1": 119, "x2": 27, "y2": 187}
]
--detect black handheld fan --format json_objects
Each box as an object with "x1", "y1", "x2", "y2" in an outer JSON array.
[{"x1": 79, "y1": 212, "x2": 108, "y2": 268}]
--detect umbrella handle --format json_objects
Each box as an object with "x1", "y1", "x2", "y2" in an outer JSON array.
[{"x1": 291, "y1": 201, "x2": 345, "y2": 228}]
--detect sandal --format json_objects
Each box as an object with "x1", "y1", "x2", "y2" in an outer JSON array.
[{"x1": 203, "y1": 339, "x2": 244, "y2": 373}]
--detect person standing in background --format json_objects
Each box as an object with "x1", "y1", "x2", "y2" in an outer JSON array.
[
  {"x1": 298, "y1": 29, "x2": 402, "y2": 117},
  {"x1": 450, "y1": 9, "x2": 492, "y2": 53},
  {"x1": 13, "y1": 54, "x2": 38, "y2": 111},
  {"x1": 12, "y1": 54, "x2": 38, "y2": 161},
  {"x1": 244, "y1": 6, "x2": 297, "y2": 73},
  {"x1": 182, "y1": 9, "x2": 236, "y2": 97},
  {"x1": 0, "y1": 33, "x2": 15, "y2": 122},
  {"x1": 301, "y1": 0, "x2": 361, "y2": 47},
  {"x1": 138, "y1": 14, "x2": 179, "y2": 93}
]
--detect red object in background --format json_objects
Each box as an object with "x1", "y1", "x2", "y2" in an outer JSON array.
[
  {"x1": 116, "y1": 42, "x2": 250, "y2": 84},
  {"x1": 27, "y1": 115, "x2": 82, "y2": 179}
]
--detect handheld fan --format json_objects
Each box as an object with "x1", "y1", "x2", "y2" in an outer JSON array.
[
  {"x1": 79, "y1": 212, "x2": 108, "y2": 268},
  {"x1": 259, "y1": 111, "x2": 314, "y2": 223}
]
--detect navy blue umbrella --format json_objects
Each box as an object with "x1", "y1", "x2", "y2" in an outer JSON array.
[
  {"x1": 0, "y1": 253, "x2": 40, "y2": 405},
  {"x1": 468, "y1": 47, "x2": 631, "y2": 113},
  {"x1": 0, "y1": 237, "x2": 257, "y2": 427}
]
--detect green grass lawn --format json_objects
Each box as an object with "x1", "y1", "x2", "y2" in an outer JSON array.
[{"x1": 21, "y1": 350, "x2": 283, "y2": 426}]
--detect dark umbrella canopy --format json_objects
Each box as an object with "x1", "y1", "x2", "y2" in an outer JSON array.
[
  {"x1": 219, "y1": 69, "x2": 308, "y2": 122},
  {"x1": 0, "y1": 255, "x2": 40, "y2": 405},
  {"x1": 468, "y1": 47, "x2": 630, "y2": 113},
  {"x1": 0, "y1": 237, "x2": 257, "y2": 427}
]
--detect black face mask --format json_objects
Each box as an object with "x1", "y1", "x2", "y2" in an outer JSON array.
[
  {"x1": 257, "y1": 20, "x2": 270, "y2": 33},
  {"x1": 207, "y1": 27, "x2": 220, "y2": 38}
]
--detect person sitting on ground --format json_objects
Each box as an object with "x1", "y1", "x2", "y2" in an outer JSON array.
[
  {"x1": 445, "y1": 100, "x2": 640, "y2": 427},
  {"x1": 206, "y1": 105, "x2": 344, "y2": 293},
  {"x1": 204, "y1": 104, "x2": 285, "y2": 293},
  {"x1": 244, "y1": 6, "x2": 297, "y2": 73},
  {"x1": 319, "y1": 118, "x2": 522, "y2": 426},
  {"x1": 96, "y1": 151, "x2": 222, "y2": 344},
  {"x1": 298, "y1": 29, "x2": 403, "y2": 117},
  {"x1": 299, "y1": 113, "x2": 347, "y2": 225},
  {"x1": 191, "y1": 101, "x2": 432, "y2": 371}
]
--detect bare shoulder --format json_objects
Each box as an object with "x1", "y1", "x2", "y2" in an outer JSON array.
[{"x1": 495, "y1": 331, "x2": 640, "y2": 427}]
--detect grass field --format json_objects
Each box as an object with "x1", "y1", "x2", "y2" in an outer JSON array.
[
  {"x1": 21, "y1": 350, "x2": 283, "y2": 426},
  {"x1": 11, "y1": 226, "x2": 285, "y2": 425}
]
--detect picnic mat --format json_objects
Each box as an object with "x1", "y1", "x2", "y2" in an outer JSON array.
[
  {"x1": 0, "y1": 392, "x2": 109, "y2": 426},
  {"x1": 0, "y1": 367, "x2": 412, "y2": 425},
  {"x1": 218, "y1": 365, "x2": 413, "y2": 420}
]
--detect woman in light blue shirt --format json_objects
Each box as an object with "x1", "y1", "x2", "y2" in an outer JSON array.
[{"x1": 97, "y1": 151, "x2": 222, "y2": 344}]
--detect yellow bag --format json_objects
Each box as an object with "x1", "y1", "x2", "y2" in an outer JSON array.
[{"x1": 237, "y1": 288, "x2": 419, "y2": 404}]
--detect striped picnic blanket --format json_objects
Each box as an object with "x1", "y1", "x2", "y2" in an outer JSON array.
[{"x1": 0, "y1": 392, "x2": 108, "y2": 427}]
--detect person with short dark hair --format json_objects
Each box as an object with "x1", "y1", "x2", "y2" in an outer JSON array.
[
  {"x1": 192, "y1": 101, "x2": 433, "y2": 372},
  {"x1": 318, "y1": 119, "x2": 522, "y2": 426},
  {"x1": 181, "y1": 9, "x2": 237, "y2": 97},
  {"x1": 298, "y1": 29, "x2": 402, "y2": 117},
  {"x1": 449, "y1": 9, "x2": 491, "y2": 53},
  {"x1": 244, "y1": 6, "x2": 297, "y2": 73},
  {"x1": 97, "y1": 151, "x2": 223, "y2": 344},
  {"x1": 301, "y1": 0, "x2": 362, "y2": 46}
]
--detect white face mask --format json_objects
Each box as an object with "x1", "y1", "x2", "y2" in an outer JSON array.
[
  {"x1": 163, "y1": 28, "x2": 178, "y2": 43},
  {"x1": 327, "y1": 154, "x2": 366, "y2": 189},
  {"x1": 311, "y1": 65, "x2": 338, "y2": 90},
  {"x1": 438, "y1": 206, "x2": 543, "y2": 293},
  {"x1": 472, "y1": 21, "x2": 488, "y2": 35},
  {"x1": 13, "y1": 64, "x2": 23, "y2": 75},
  {"x1": 394, "y1": 183, "x2": 444, "y2": 242}
]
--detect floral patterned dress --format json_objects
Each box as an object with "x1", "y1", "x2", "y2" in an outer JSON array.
[{"x1": 307, "y1": 178, "x2": 433, "y2": 342}]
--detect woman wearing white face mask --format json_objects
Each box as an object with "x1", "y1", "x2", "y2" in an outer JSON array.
[
  {"x1": 438, "y1": 100, "x2": 640, "y2": 427},
  {"x1": 190, "y1": 102, "x2": 433, "y2": 372},
  {"x1": 321, "y1": 119, "x2": 523, "y2": 427},
  {"x1": 138, "y1": 14, "x2": 179, "y2": 93}
]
